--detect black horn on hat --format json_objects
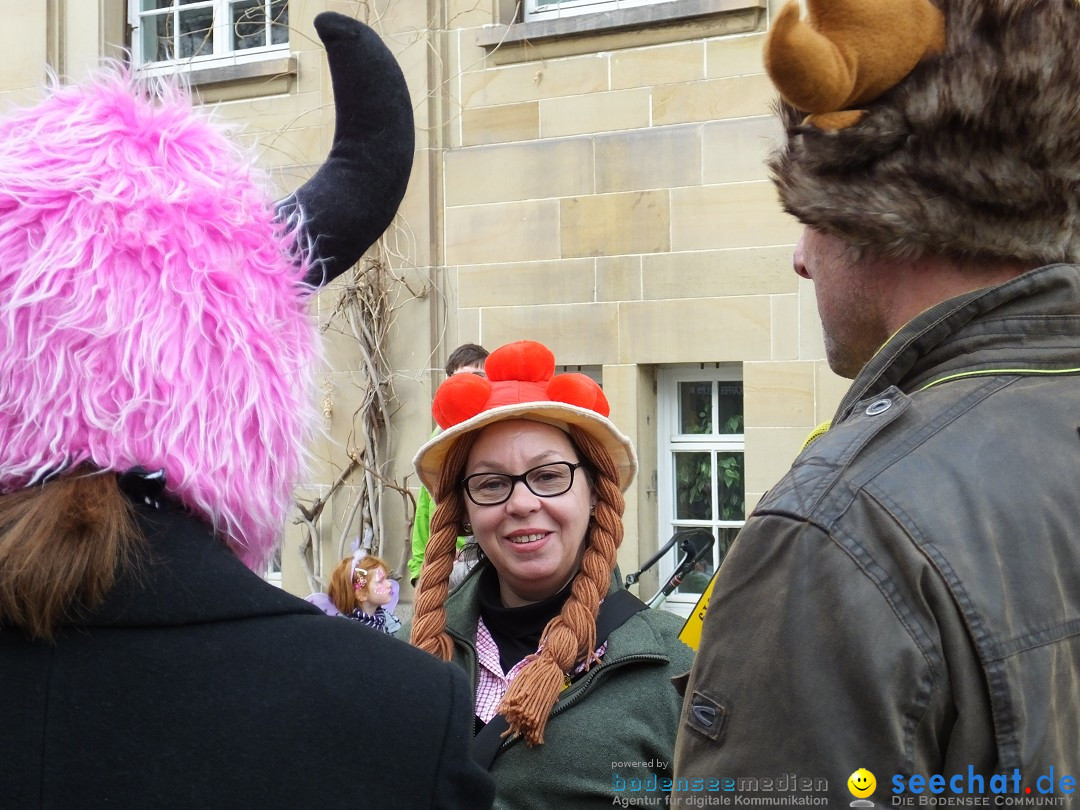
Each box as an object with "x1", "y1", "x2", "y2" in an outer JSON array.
[{"x1": 276, "y1": 12, "x2": 415, "y2": 287}]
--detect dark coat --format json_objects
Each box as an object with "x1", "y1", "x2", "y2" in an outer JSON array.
[
  {"x1": 0, "y1": 501, "x2": 495, "y2": 809},
  {"x1": 674, "y1": 264, "x2": 1080, "y2": 807}
]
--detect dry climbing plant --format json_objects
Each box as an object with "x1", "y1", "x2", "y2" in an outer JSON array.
[{"x1": 293, "y1": 239, "x2": 428, "y2": 594}]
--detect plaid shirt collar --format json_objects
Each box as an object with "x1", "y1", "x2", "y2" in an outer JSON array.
[{"x1": 473, "y1": 616, "x2": 607, "y2": 723}]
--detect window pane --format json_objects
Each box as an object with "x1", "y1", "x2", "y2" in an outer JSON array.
[
  {"x1": 231, "y1": 0, "x2": 267, "y2": 50},
  {"x1": 672, "y1": 525, "x2": 741, "y2": 595},
  {"x1": 674, "y1": 528, "x2": 715, "y2": 595},
  {"x1": 674, "y1": 452, "x2": 712, "y2": 520},
  {"x1": 141, "y1": 0, "x2": 176, "y2": 10},
  {"x1": 532, "y1": 0, "x2": 614, "y2": 8},
  {"x1": 270, "y1": 0, "x2": 289, "y2": 45},
  {"x1": 717, "y1": 381, "x2": 743, "y2": 434},
  {"x1": 140, "y1": 11, "x2": 173, "y2": 61},
  {"x1": 178, "y1": 8, "x2": 213, "y2": 57},
  {"x1": 526, "y1": 0, "x2": 658, "y2": 20},
  {"x1": 678, "y1": 381, "x2": 712, "y2": 435},
  {"x1": 717, "y1": 452, "x2": 744, "y2": 521}
]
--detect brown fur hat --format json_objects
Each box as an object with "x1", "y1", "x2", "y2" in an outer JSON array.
[{"x1": 767, "y1": 0, "x2": 1080, "y2": 264}]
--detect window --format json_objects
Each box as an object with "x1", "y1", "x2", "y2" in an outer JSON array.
[
  {"x1": 525, "y1": 0, "x2": 662, "y2": 22},
  {"x1": 478, "y1": 0, "x2": 767, "y2": 66},
  {"x1": 130, "y1": 0, "x2": 288, "y2": 69},
  {"x1": 656, "y1": 366, "x2": 744, "y2": 616}
]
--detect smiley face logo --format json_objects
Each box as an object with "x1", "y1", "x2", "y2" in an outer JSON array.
[{"x1": 848, "y1": 768, "x2": 876, "y2": 798}]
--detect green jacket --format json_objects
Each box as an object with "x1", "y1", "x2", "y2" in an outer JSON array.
[
  {"x1": 444, "y1": 564, "x2": 695, "y2": 810},
  {"x1": 408, "y1": 484, "x2": 469, "y2": 583}
]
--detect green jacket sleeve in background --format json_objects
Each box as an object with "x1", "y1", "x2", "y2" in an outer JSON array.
[
  {"x1": 409, "y1": 484, "x2": 470, "y2": 583},
  {"x1": 408, "y1": 484, "x2": 435, "y2": 582}
]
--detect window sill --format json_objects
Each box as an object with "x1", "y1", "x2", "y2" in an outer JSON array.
[
  {"x1": 186, "y1": 55, "x2": 296, "y2": 87},
  {"x1": 477, "y1": 0, "x2": 766, "y2": 64},
  {"x1": 139, "y1": 54, "x2": 297, "y2": 103}
]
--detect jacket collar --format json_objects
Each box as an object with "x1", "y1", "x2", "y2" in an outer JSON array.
[
  {"x1": 834, "y1": 263, "x2": 1080, "y2": 423},
  {"x1": 78, "y1": 501, "x2": 319, "y2": 628}
]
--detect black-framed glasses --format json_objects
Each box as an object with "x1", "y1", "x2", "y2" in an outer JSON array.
[{"x1": 462, "y1": 462, "x2": 583, "y2": 506}]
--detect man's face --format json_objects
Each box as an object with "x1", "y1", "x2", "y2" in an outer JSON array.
[{"x1": 794, "y1": 228, "x2": 892, "y2": 379}]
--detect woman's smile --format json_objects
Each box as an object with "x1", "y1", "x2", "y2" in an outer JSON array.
[{"x1": 504, "y1": 531, "x2": 549, "y2": 547}]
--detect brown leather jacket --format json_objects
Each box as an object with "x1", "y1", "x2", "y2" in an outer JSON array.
[{"x1": 673, "y1": 264, "x2": 1080, "y2": 807}]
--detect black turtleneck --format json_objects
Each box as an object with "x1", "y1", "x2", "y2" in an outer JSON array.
[{"x1": 476, "y1": 563, "x2": 574, "y2": 674}]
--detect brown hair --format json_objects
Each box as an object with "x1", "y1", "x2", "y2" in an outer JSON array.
[
  {"x1": 410, "y1": 424, "x2": 624, "y2": 745},
  {"x1": 444, "y1": 343, "x2": 488, "y2": 376},
  {"x1": 327, "y1": 552, "x2": 390, "y2": 614},
  {"x1": 0, "y1": 467, "x2": 143, "y2": 640}
]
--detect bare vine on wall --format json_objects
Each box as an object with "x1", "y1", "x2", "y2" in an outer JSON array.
[{"x1": 293, "y1": 244, "x2": 424, "y2": 594}]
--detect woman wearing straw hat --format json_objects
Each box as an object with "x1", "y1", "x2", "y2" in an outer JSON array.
[{"x1": 410, "y1": 340, "x2": 694, "y2": 808}]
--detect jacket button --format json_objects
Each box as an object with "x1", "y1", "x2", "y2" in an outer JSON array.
[{"x1": 865, "y1": 398, "x2": 892, "y2": 415}]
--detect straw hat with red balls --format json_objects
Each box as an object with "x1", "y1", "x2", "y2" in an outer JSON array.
[{"x1": 413, "y1": 340, "x2": 636, "y2": 499}]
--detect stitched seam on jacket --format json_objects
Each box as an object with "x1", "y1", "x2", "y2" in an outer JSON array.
[
  {"x1": 844, "y1": 377, "x2": 1015, "y2": 492},
  {"x1": 867, "y1": 483, "x2": 1022, "y2": 770},
  {"x1": 828, "y1": 508, "x2": 940, "y2": 775},
  {"x1": 984, "y1": 617, "x2": 1080, "y2": 661},
  {"x1": 801, "y1": 391, "x2": 909, "y2": 515}
]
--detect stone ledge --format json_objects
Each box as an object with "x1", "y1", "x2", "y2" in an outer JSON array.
[
  {"x1": 185, "y1": 55, "x2": 297, "y2": 87},
  {"x1": 477, "y1": 0, "x2": 766, "y2": 63},
  {"x1": 138, "y1": 54, "x2": 298, "y2": 103},
  {"x1": 181, "y1": 55, "x2": 297, "y2": 103}
]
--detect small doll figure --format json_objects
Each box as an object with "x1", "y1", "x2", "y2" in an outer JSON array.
[{"x1": 321, "y1": 553, "x2": 401, "y2": 635}]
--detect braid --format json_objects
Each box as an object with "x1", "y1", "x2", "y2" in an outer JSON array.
[
  {"x1": 498, "y1": 426, "x2": 624, "y2": 746},
  {"x1": 409, "y1": 433, "x2": 476, "y2": 660}
]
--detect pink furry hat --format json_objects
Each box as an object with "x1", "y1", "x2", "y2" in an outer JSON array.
[{"x1": 0, "y1": 13, "x2": 413, "y2": 568}]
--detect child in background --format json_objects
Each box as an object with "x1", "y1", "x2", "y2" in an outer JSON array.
[{"x1": 309, "y1": 553, "x2": 401, "y2": 635}]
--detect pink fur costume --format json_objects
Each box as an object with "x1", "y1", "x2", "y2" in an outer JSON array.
[{"x1": 0, "y1": 13, "x2": 414, "y2": 569}]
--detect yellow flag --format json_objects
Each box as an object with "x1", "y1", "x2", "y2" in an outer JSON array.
[{"x1": 678, "y1": 572, "x2": 718, "y2": 651}]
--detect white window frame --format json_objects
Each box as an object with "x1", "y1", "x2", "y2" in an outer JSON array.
[
  {"x1": 524, "y1": 0, "x2": 665, "y2": 22},
  {"x1": 129, "y1": 0, "x2": 289, "y2": 75},
  {"x1": 655, "y1": 365, "x2": 744, "y2": 618}
]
